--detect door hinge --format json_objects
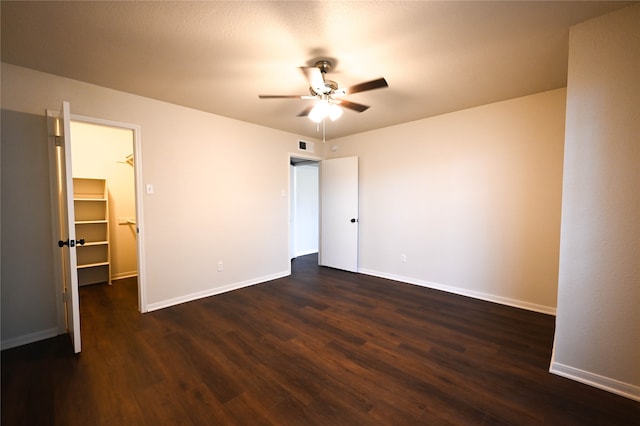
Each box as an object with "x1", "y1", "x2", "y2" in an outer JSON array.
[
  {"x1": 47, "y1": 116, "x2": 62, "y2": 140},
  {"x1": 62, "y1": 290, "x2": 70, "y2": 302}
]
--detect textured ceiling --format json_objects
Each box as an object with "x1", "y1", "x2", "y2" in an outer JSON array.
[{"x1": 1, "y1": 1, "x2": 636, "y2": 140}]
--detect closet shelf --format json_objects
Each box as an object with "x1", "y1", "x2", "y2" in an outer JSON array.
[
  {"x1": 73, "y1": 178, "x2": 111, "y2": 285},
  {"x1": 77, "y1": 261, "x2": 110, "y2": 269},
  {"x1": 78, "y1": 241, "x2": 109, "y2": 247}
]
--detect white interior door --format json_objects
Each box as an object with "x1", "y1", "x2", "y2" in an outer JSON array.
[
  {"x1": 48, "y1": 101, "x2": 81, "y2": 353},
  {"x1": 319, "y1": 156, "x2": 359, "y2": 272}
]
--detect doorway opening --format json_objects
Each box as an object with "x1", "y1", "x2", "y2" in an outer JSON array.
[
  {"x1": 289, "y1": 155, "x2": 320, "y2": 264},
  {"x1": 69, "y1": 117, "x2": 146, "y2": 312}
]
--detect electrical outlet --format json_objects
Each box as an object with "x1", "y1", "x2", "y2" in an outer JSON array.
[
  {"x1": 217, "y1": 261, "x2": 224, "y2": 272},
  {"x1": 400, "y1": 254, "x2": 407, "y2": 263}
]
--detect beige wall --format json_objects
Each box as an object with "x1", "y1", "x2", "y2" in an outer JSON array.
[
  {"x1": 552, "y1": 4, "x2": 640, "y2": 400},
  {"x1": 71, "y1": 121, "x2": 137, "y2": 280},
  {"x1": 328, "y1": 89, "x2": 566, "y2": 313}
]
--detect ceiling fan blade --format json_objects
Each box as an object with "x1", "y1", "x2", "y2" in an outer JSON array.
[
  {"x1": 297, "y1": 105, "x2": 314, "y2": 117},
  {"x1": 345, "y1": 77, "x2": 388, "y2": 95},
  {"x1": 259, "y1": 95, "x2": 309, "y2": 99},
  {"x1": 338, "y1": 99, "x2": 370, "y2": 113},
  {"x1": 301, "y1": 66, "x2": 326, "y2": 95}
]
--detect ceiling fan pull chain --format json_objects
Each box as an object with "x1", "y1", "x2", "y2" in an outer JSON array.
[{"x1": 323, "y1": 119, "x2": 326, "y2": 144}]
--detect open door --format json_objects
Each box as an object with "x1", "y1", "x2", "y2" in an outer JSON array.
[
  {"x1": 47, "y1": 101, "x2": 81, "y2": 353},
  {"x1": 319, "y1": 156, "x2": 359, "y2": 272}
]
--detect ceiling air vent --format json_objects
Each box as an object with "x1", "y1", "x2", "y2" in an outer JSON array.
[{"x1": 298, "y1": 140, "x2": 314, "y2": 153}]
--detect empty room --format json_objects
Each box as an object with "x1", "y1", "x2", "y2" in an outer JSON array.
[{"x1": 2, "y1": 1, "x2": 639, "y2": 424}]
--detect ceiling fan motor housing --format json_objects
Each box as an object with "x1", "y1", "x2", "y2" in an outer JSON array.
[
  {"x1": 308, "y1": 60, "x2": 337, "y2": 95},
  {"x1": 315, "y1": 60, "x2": 332, "y2": 74}
]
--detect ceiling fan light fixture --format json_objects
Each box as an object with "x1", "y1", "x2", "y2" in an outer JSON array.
[
  {"x1": 308, "y1": 99, "x2": 343, "y2": 123},
  {"x1": 308, "y1": 99, "x2": 330, "y2": 123},
  {"x1": 329, "y1": 103, "x2": 343, "y2": 121}
]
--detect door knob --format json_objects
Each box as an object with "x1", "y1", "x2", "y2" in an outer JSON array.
[
  {"x1": 350, "y1": 218, "x2": 358, "y2": 223},
  {"x1": 58, "y1": 239, "x2": 85, "y2": 248}
]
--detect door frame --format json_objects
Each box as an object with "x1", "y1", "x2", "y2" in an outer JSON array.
[
  {"x1": 288, "y1": 152, "x2": 321, "y2": 272},
  {"x1": 71, "y1": 113, "x2": 148, "y2": 312},
  {"x1": 48, "y1": 111, "x2": 148, "y2": 319}
]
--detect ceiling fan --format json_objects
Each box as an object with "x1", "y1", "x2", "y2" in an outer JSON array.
[{"x1": 259, "y1": 60, "x2": 388, "y2": 123}]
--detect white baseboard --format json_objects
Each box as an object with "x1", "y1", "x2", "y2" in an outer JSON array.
[
  {"x1": 1, "y1": 327, "x2": 59, "y2": 351},
  {"x1": 358, "y1": 268, "x2": 556, "y2": 315},
  {"x1": 111, "y1": 271, "x2": 138, "y2": 281},
  {"x1": 550, "y1": 361, "x2": 640, "y2": 402},
  {"x1": 146, "y1": 270, "x2": 290, "y2": 312}
]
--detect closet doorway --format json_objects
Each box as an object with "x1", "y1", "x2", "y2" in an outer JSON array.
[
  {"x1": 289, "y1": 155, "x2": 320, "y2": 262},
  {"x1": 69, "y1": 118, "x2": 144, "y2": 311}
]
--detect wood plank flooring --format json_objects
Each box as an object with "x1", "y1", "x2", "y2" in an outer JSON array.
[{"x1": 2, "y1": 254, "x2": 639, "y2": 425}]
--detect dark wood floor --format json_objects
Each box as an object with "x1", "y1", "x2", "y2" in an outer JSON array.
[{"x1": 2, "y1": 254, "x2": 639, "y2": 425}]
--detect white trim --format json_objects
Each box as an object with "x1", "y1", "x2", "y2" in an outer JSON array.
[
  {"x1": 146, "y1": 271, "x2": 290, "y2": 312},
  {"x1": 69, "y1": 114, "x2": 139, "y2": 132},
  {"x1": 358, "y1": 268, "x2": 557, "y2": 315},
  {"x1": 289, "y1": 151, "x2": 322, "y2": 162},
  {"x1": 111, "y1": 272, "x2": 138, "y2": 281},
  {"x1": 290, "y1": 162, "x2": 297, "y2": 262},
  {"x1": 550, "y1": 362, "x2": 640, "y2": 402},
  {"x1": 1, "y1": 328, "x2": 59, "y2": 351},
  {"x1": 288, "y1": 151, "x2": 322, "y2": 273},
  {"x1": 69, "y1": 113, "x2": 148, "y2": 313}
]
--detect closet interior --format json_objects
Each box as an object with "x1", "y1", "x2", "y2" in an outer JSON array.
[{"x1": 70, "y1": 121, "x2": 137, "y2": 286}]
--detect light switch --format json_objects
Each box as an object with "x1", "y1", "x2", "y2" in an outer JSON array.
[{"x1": 146, "y1": 184, "x2": 154, "y2": 195}]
